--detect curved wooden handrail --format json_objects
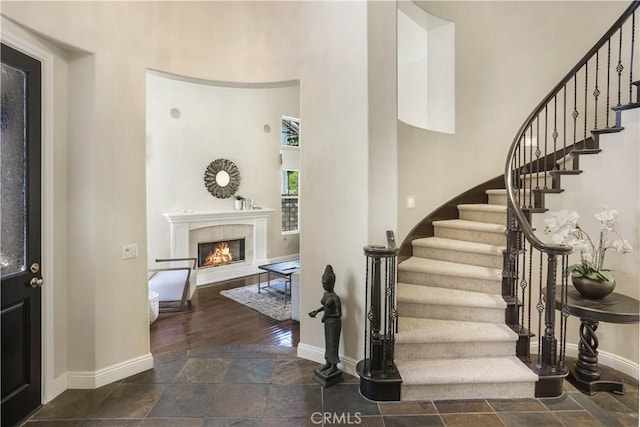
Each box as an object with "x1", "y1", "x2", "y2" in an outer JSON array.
[{"x1": 505, "y1": 0, "x2": 639, "y2": 256}]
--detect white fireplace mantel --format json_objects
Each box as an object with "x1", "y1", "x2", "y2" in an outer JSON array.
[{"x1": 164, "y1": 209, "x2": 274, "y2": 285}]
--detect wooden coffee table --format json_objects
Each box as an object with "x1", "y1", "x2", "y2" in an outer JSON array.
[{"x1": 258, "y1": 259, "x2": 300, "y2": 305}]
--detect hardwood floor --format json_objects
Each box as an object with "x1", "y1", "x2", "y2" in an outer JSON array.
[{"x1": 150, "y1": 275, "x2": 300, "y2": 357}]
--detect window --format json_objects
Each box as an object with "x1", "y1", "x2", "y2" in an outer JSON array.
[{"x1": 281, "y1": 116, "x2": 299, "y2": 233}]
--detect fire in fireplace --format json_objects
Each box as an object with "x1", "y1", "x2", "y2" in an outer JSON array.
[{"x1": 198, "y1": 238, "x2": 246, "y2": 268}]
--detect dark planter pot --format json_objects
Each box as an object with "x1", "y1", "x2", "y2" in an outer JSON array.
[{"x1": 572, "y1": 276, "x2": 616, "y2": 299}]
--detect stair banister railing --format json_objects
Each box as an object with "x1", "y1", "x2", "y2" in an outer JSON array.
[{"x1": 504, "y1": 0, "x2": 638, "y2": 395}]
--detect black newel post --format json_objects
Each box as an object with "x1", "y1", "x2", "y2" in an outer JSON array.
[{"x1": 356, "y1": 231, "x2": 402, "y2": 401}]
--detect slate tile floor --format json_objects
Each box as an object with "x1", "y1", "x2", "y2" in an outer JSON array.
[{"x1": 22, "y1": 346, "x2": 638, "y2": 427}]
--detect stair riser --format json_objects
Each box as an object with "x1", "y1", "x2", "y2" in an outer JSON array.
[
  {"x1": 412, "y1": 246, "x2": 503, "y2": 269},
  {"x1": 520, "y1": 174, "x2": 553, "y2": 189},
  {"x1": 398, "y1": 271, "x2": 502, "y2": 295},
  {"x1": 397, "y1": 302, "x2": 505, "y2": 323},
  {"x1": 434, "y1": 227, "x2": 505, "y2": 246},
  {"x1": 487, "y1": 190, "x2": 530, "y2": 207},
  {"x1": 396, "y1": 341, "x2": 516, "y2": 360},
  {"x1": 487, "y1": 194, "x2": 508, "y2": 205},
  {"x1": 458, "y1": 210, "x2": 507, "y2": 225},
  {"x1": 400, "y1": 382, "x2": 535, "y2": 401}
]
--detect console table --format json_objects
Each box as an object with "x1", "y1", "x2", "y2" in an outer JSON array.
[{"x1": 552, "y1": 287, "x2": 639, "y2": 395}]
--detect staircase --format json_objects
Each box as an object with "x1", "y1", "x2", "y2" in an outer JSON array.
[
  {"x1": 395, "y1": 193, "x2": 538, "y2": 400},
  {"x1": 387, "y1": 1, "x2": 639, "y2": 402}
]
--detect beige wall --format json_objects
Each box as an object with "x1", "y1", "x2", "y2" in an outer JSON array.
[
  {"x1": 145, "y1": 73, "x2": 301, "y2": 266},
  {"x1": 2, "y1": 1, "x2": 636, "y2": 397},
  {"x1": 1, "y1": 0, "x2": 373, "y2": 382},
  {"x1": 397, "y1": 1, "x2": 638, "y2": 367},
  {"x1": 397, "y1": 1, "x2": 629, "y2": 242}
]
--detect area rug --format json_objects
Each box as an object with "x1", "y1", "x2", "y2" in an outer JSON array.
[{"x1": 220, "y1": 280, "x2": 291, "y2": 321}]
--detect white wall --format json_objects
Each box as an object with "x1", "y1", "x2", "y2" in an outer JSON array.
[
  {"x1": 398, "y1": 1, "x2": 629, "y2": 242},
  {"x1": 532, "y1": 108, "x2": 640, "y2": 366},
  {"x1": 145, "y1": 73, "x2": 300, "y2": 267},
  {"x1": 397, "y1": 1, "x2": 454, "y2": 133},
  {"x1": 0, "y1": 0, "x2": 372, "y2": 389}
]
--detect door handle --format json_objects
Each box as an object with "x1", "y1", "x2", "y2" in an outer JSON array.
[{"x1": 29, "y1": 277, "x2": 44, "y2": 288}]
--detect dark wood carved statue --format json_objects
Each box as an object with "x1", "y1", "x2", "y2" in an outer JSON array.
[{"x1": 309, "y1": 264, "x2": 344, "y2": 387}]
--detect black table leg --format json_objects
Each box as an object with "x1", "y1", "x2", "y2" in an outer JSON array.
[{"x1": 568, "y1": 318, "x2": 624, "y2": 395}]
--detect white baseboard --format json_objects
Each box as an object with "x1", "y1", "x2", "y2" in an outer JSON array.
[
  {"x1": 531, "y1": 343, "x2": 639, "y2": 380},
  {"x1": 564, "y1": 343, "x2": 639, "y2": 380},
  {"x1": 43, "y1": 373, "x2": 68, "y2": 403},
  {"x1": 67, "y1": 353, "x2": 154, "y2": 389},
  {"x1": 297, "y1": 343, "x2": 359, "y2": 379}
]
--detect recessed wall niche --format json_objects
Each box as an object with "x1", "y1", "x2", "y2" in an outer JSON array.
[{"x1": 145, "y1": 70, "x2": 300, "y2": 267}]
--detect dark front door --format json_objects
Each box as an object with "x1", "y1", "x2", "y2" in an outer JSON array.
[{"x1": 1, "y1": 43, "x2": 43, "y2": 426}]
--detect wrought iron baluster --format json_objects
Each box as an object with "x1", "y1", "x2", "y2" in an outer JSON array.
[
  {"x1": 584, "y1": 63, "x2": 588, "y2": 142},
  {"x1": 617, "y1": 26, "x2": 624, "y2": 106},
  {"x1": 563, "y1": 85, "x2": 568, "y2": 165},
  {"x1": 607, "y1": 39, "x2": 612, "y2": 127},
  {"x1": 630, "y1": 11, "x2": 636, "y2": 104},
  {"x1": 573, "y1": 75, "x2": 579, "y2": 150},
  {"x1": 553, "y1": 95, "x2": 558, "y2": 165},
  {"x1": 594, "y1": 51, "x2": 600, "y2": 129}
]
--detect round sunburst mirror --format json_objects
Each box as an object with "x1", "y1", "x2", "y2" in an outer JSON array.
[{"x1": 204, "y1": 159, "x2": 241, "y2": 199}]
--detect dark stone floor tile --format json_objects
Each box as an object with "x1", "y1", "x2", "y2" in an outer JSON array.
[
  {"x1": 341, "y1": 373, "x2": 359, "y2": 384},
  {"x1": 23, "y1": 422, "x2": 82, "y2": 427},
  {"x1": 187, "y1": 346, "x2": 231, "y2": 359},
  {"x1": 434, "y1": 399, "x2": 492, "y2": 414},
  {"x1": 563, "y1": 379, "x2": 580, "y2": 393},
  {"x1": 552, "y1": 410, "x2": 606, "y2": 427},
  {"x1": 206, "y1": 384, "x2": 269, "y2": 418},
  {"x1": 202, "y1": 419, "x2": 260, "y2": 427},
  {"x1": 612, "y1": 390, "x2": 639, "y2": 413},
  {"x1": 154, "y1": 350, "x2": 188, "y2": 365},
  {"x1": 223, "y1": 358, "x2": 275, "y2": 384},
  {"x1": 123, "y1": 358, "x2": 187, "y2": 384},
  {"x1": 260, "y1": 417, "x2": 317, "y2": 427},
  {"x1": 328, "y1": 415, "x2": 385, "y2": 426},
  {"x1": 378, "y1": 400, "x2": 437, "y2": 415},
  {"x1": 89, "y1": 384, "x2": 165, "y2": 419},
  {"x1": 146, "y1": 384, "x2": 217, "y2": 418},
  {"x1": 271, "y1": 359, "x2": 318, "y2": 385},
  {"x1": 487, "y1": 398, "x2": 546, "y2": 412},
  {"x1": 571, "y1": 392, "x2": 637, "y2": 427},
  {"x1": 322, "y1": 383, "x2": 380, "y2": 416},
  {"x1": 382, "y1": 415, "x2": 445, "y2": 427},
  {"x1": 174, "y1": 358, "x2": 231, "y2": 384},
  {"x1": 32, "y1": 385, "x2": 118, "y2": 420},
  {"x1": 139, "y1": 419, "x2": 203, "y2": 427},
  {"x1": 540, "y1": 394, "x2": 582, "y2": 411},
  {"x1": 441, "y1": 413, "x2": 506, "y2": 427},
  {"x1": 263, "y1": 385, "x2": 321, "y2": 418},
  {"x1": 497, "y1": 412, "x2": 564, "y2": 427},
  {"x1": 77, "y1": 420, "x2": 142, "y2": 427}
]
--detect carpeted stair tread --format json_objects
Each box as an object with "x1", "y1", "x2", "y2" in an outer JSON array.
[
  {"x1": 457, "y1": 204, "x2": 507, "y2": 213},
  {"x1": 412, "y1": 237, "x2": 505, "y2": 256},
  {"x1": 397, "y1": 283, "x2": 506, "y2": 309},
  {"x1": 396, "y1": 356, "x2": 538, "y2": 385},
  {"x1": 432, "y1": 219, "x2": 506, "y2": 234},
  {"x1": 399, "y1": 257, "x2": 502, "y2": 281},
  {"x1": 396, "y1": 317, "x2": 517, "y2": 344}
]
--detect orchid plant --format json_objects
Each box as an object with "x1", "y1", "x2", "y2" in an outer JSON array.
[{"x1": 544, "y1": 207, "x2": 632, "y2": 282}]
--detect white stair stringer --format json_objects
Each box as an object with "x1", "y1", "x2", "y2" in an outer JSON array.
[{"x1": 395, "y1": 188, "x2": 537, "y2": 401}]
